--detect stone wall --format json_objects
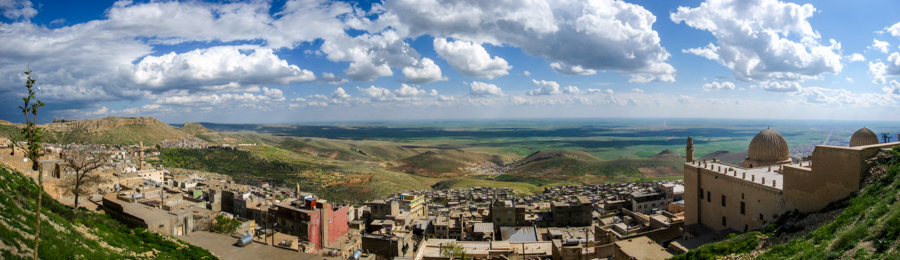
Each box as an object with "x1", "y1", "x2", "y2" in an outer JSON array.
[
  {"x1": 784, "y1": 142, "x2": 900, "y2": 212},
  {"x1": 684, "y1": 163, "x2": 787, "y2": 232}
]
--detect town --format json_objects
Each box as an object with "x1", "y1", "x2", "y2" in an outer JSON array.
[
  {"x1": 0, "y1": 136, "x2": 690, "y2": 260},
  {"x1": 4, "y1": 126, "x2": 898, "y2": 260}
]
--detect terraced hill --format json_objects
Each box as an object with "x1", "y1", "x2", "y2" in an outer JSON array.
[{"x1": 0, "y1": 165, "x2": 216, "y2": 259}]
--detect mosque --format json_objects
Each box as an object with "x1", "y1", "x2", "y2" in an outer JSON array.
[{"x1": 683, "y1": 128, "x2": 900, "y2": 233}]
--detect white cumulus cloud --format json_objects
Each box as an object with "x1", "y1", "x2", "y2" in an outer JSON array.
[
  {"x1": 886, "y1": 22, "x2": 900, "y2": 37},
  {"x1": 132, "y1": 46, "x2": 316, "y2": 92},
  {"x1": 321, "y1": 30, "x2": 445, "y2": 83},
  {"x1": 394, "y1": 84, "x2": 428, "y2": 97},
  {"x1": 847, "y1": 53, "x2": 866, "y2": 62},
  {"x1": 1, "y1": 0, "x2": 36, "y2": 20},
  {"x1": 550, "y1": 62, "x2": 596, "y2": 76},
  {"x1": 869, "y1": 52, "x2": 900, "y2": 84},
  {"x1": 384, "y1": 0, "x2": 676, "y2": 82},
  {"x1": 433, "y1": 38, "x2": 512, "y2": 79},
  {"x1": 528, "y1": 79, "x2": 562, "y2": 95},
  {"x1": 871, "y1": 39, "x2": 891, "y2": 53},
  {"x1": 672, "y1": 0, "x2": 843, "y2": 84},
  {"x1": 468, "y1": 81, "x2": 504, "y2": 96},
  {"x1": 332, "y1": 87, "x2": 351, "y2": 99},
  {"x1": 562, "y1": 86, "x2": 580, "y2": 94},
  {"x1": 758, "y1": 81, "x2": 802, "y2": 92},
  {"x1": 702, "y1": 82, "x2": 736, "y2": 91},
  {"x1": 884, "y1": 80, "x2": 900, "y2": 95}
]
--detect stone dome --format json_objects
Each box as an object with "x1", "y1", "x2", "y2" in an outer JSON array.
[
  {"x1": 850, "y1": 127, "x2": 879, "y2": 147},
  {"x1": 747, "y1": 129, "x2": 789, "y2": 162}
]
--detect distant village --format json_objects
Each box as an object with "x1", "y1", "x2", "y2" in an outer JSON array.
[{"x1": 0, "y1": 136, "x2": 690, "y2": 260}]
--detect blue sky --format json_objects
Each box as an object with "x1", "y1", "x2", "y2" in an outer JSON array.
[{"x1": 1, "y1": 0, "x2": 899, "y2": 124}]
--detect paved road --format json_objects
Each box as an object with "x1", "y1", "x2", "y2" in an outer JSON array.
[{"x1": 179, "y1": 231, "x2": 326, "y2": 260}]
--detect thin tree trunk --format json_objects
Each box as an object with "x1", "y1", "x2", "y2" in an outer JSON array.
[
  {"x1": 73, "y1": 177, "x2": 81, "y2": 211},
  {"x1": 34, "y1": 164, "x2": 42, "y2": 260}
]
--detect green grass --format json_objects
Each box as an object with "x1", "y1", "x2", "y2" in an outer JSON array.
[
  {"x1": 670, "y1": 232, "x2": 762, "y2": 260},
  {"x1": 153, "y1": 147, "x2": 319, "y2": 189},
  {"x1": 157, "y1": 145, "x2": 439, "y2": 204},
  {"x1": 0, "y1": 165, "x2": 216, "y2": 259}
]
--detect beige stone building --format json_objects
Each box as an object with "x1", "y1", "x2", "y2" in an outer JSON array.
[{"x1": 684, "y1": 128, "x2": 900, "y2": 234}]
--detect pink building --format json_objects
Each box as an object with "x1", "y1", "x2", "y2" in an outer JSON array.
[{"x1": 275, "y1": 196, "x2": 349, "y2": 251}]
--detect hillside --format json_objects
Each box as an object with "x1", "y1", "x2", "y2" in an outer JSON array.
[
  {"x1": 153, "y1": 146, "x2": 437, "y2": 203},
  {"x1": 672, "y1": 147, "x2": 900, "y2": 259},
  {"x1": 279, "y1": 137, "x2": 420, "y2": 161},
  {"x1": 178, "y1": 122, "x2": 241, "y2": 145},
  {"x1": 0, "y1": 165, "x2": 215, "y2": 259},
  {"x1": 39, "y1": 117, "x2": 191, "y2": 145},
  {"x1": 699, "y1": 150, "x2": 748, "y2": 165},
  {"x1": 501, "y1": 150, "x2": 684, "y2": 184},
  {"x1": 391, "y1": 149, "x2": 503, "y2": 177}
]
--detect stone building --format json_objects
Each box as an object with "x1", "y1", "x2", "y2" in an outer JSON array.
[
  {"x1": 550, "y1": 197, "x2": 593, "y2": 227},
  {"x1": 684, "y1": 128, "x2": 900, "y2": 234},
  {"x1": 102, "y1": 193, "x2": 194, "y2": 236},
  {"x1": 490, "y1": 200, "x2": 526, "y2": 227}
]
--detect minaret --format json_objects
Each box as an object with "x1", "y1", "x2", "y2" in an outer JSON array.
[
  {"x1": 139, "y1": 141, "x2": 144, "y2": 171},
  {"x1": 686, "y1": 136, "x2": 694, "y2": 163}
]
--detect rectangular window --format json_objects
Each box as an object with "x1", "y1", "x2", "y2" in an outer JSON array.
[
  {"x1": 700, "y1": 188, "x2": 704, "y2": 199},
  {"x1": 721, "y1": 195, "x2": 726, "y2": 207},
  {"x1": 707, "y1": 191, "x2": 711, "y2": 202},
  {"x1": 722, "y1": 216, "x2": 727, "y2": 226},
  {"x1": 759, "y1": 214, "x2": 764, "y2": 221},
  {"x1": 740, "y1": 202, "x2": 745, "y2": 215}
]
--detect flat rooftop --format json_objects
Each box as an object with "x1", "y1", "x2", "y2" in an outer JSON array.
[
  {"x1": 688, "y1": 161, "x2": 786, "y2": 190},
  {"x1": 615, "y1": 236, "x2": 673, "y2": 260}
]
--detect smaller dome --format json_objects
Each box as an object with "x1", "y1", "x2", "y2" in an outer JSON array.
[{"x1": 850, "y1": 127, "x2": 879, "y2": 147}]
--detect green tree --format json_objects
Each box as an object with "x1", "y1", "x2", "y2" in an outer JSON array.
[
  {"x1": 17, "y1": 66, "x2": 45, "y2": 260},
  {"x1": 210, "y1": 214, "x2": 241, "y2": 234},
  {"x1": 440, "y1": 241, "x2": 467, "y2": 259}
]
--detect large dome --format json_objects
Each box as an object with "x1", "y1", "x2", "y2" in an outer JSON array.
[
  {"x1": 850, "y1": 127, "x2": 879, "y2": 147},
  {"x1": 747, "y1": 129, "x2": 789, "y2": 162}
]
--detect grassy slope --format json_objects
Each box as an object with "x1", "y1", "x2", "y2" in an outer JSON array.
[
  {"x1": 671, "y1": 147, "x2": 900, "y2": 260},
  {"x1": 393, "y1": 149, "x2": 503, "y2": 176},
  {"x1": 58, "y1": 123, "x2": 190, "y2": 145},
  {"x1": 155, "y1": 145, "x2": 438, "y2": 203},
  {"x1": 0, "y1": 166, "x2": 216, "y2": 259},
  {"x1": 503, "y1": 150, "x2": 684, "y2": 184},
  {"x1": 178, "y1": 122, "x2": 239, "y2": 145},
  {"x1": 278, "y1": 138, "x2": 421, "y2": 162}
]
